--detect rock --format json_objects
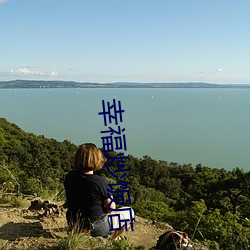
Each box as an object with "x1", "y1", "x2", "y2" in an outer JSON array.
[
  {"x1": 28, "y1": 199, "x2": 63, "y2": 217},
  {"x1": 28, "y1": 199, "x2": 44, "y2": 210}
]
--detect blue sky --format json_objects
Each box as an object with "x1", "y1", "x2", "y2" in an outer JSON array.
[{"x1": 1, "y1": 0, "x2": 250, "y2": 84}]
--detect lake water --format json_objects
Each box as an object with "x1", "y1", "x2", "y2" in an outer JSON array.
[{"x1": 0, "y1": 88, "x2": 250, "y2": 171}]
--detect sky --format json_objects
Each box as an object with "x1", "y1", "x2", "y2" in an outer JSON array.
[{"x1": 1, "y1": 0, "x2": 250, "y2": 84}]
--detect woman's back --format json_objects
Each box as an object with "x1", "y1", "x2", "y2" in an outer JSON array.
[{"x1": 64, "y1": 170, "x2": 109, "y2": 218}]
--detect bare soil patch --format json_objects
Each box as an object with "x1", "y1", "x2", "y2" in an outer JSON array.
[{"x1": 0, "y1": 202, "x2": 172, "y2": 249}]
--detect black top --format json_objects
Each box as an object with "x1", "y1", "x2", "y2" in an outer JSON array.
[{"x1": 64, "y1": 170, "x2": 109, "y2": 219}]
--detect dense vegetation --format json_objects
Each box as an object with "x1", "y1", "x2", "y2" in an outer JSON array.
[{"x1": 0, "y1": 117, "x2": 249, "y2": 249}]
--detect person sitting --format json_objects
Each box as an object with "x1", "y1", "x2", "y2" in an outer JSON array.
[{"x1": 64, "y1": 143, "x2": 134, "y2": 239}]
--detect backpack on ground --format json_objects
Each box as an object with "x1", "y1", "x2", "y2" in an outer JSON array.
[{"x1": 155, "y1": 230, "x2": 193, "y2": 250}]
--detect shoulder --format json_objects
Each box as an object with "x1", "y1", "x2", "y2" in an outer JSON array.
[
  {"x1": 64, "y1": 170, "x2": 81, "y2": 183},
  {"x1": 90, "y1": 174, "x2": 108, "y2": 183},
  {"x1": 65, "y1": 170, "x2": 80, "y2": 178},
  {"x1": 94, "y1": 174, "x2": 108, "y2": 182},
  {"x1": 91, "y1": 175, "x2": 109, "y2": 189}
]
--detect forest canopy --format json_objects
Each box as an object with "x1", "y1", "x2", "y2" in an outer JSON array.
[{"x1": 0, "y1": 117, "x2": 249, "y2": 249}]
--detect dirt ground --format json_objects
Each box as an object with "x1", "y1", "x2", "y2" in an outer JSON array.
[{"x1": 0, "y1": 201, "x2": 173, "y2": 250}]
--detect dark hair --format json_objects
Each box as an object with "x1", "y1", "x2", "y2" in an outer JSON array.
[{"x1": 73, "y1": 143, "x2": 106, "y2": 172}]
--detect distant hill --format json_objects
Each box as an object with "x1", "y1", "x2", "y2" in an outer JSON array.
[{"x1": 1, "y1": 80, "x2": 250, "y2": 88}]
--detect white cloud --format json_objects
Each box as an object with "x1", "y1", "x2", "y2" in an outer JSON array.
[
  {"x1": 214, "y1": 68, "x2": 223, "y2": 73},
  {"x1": 10, "y1": 68, "x2": 31, "y2": 74},
  {"x1": 50, "y1": 70, "x2": 58, "y2": 76},
  {"x1": 9, "y1": 67, "x2": 58, "y2": 77},
  {"x1": 198, "y1": 68, "x2": 224, "y2": 75}
]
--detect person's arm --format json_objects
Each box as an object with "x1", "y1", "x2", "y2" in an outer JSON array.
[{"x1": 104, "y1": 197, "x2": 116, "y2": 213}]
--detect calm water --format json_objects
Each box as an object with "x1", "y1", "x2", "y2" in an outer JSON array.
[{"x1": 0, "y1": 88, "x2": 250, "y2": 171}]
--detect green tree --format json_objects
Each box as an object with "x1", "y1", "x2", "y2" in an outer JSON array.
[
  {"x1": 133, "y1": 200, "x2": 173, "y2": 222},
  {"x1": 220, "y1": 168, "x2": 250, "y2": 216}
]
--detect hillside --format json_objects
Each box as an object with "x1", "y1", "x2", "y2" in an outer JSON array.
[
  {"x1": 0, "y1": 198, "x2": 207, "y2": 250},
  {"x1": 1, "y1": 80, "x2": 250, "y2": 88},
  {"x1": 0, "y1": 117, "x2": 250, "y2": 249}
]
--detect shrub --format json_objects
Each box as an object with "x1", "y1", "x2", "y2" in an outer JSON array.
[
  {"x1": 57, "y1": 230, "x2": 93, "y2": 250},
  {"x1": 133, "y1": 201, "x2": 173, "y2": 222},
  {"x1": 10, "y1": 196, "x2": 29, "y2": 208}
]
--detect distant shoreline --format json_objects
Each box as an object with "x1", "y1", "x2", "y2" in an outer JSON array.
[{"x1": 1, "y1": 80, "x2": 250, "y2": 89}]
